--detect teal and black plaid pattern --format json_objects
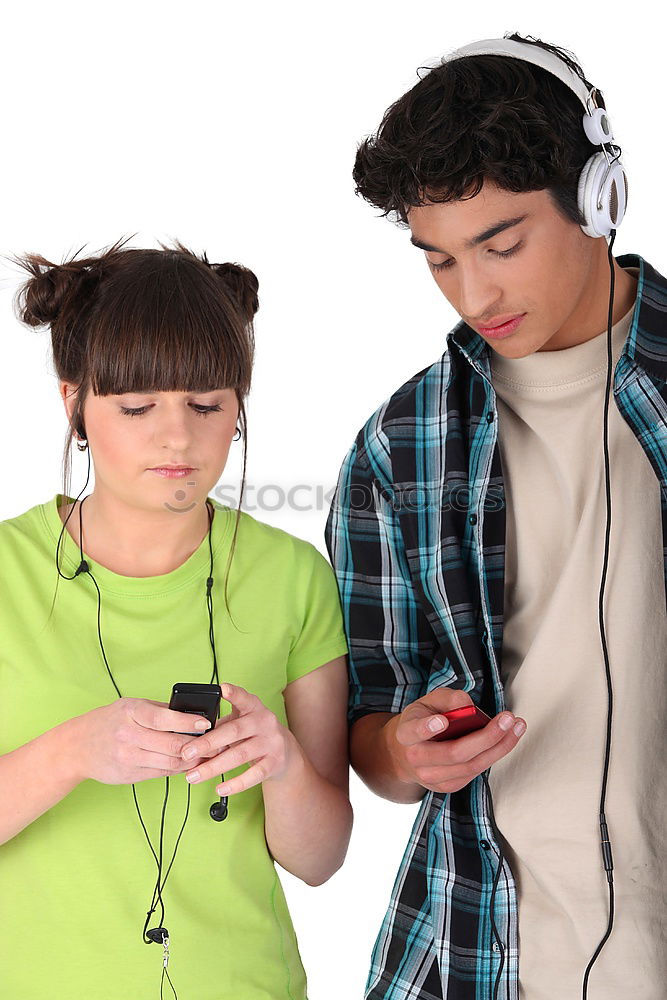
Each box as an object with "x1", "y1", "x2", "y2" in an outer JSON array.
[{"x1": 325, "y1": 254, "x2": 667, "y2": 999}]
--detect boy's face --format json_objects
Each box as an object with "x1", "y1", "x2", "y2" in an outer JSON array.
[{"x1": 407, "y1": 181, "x2": 599, "y2": 357}]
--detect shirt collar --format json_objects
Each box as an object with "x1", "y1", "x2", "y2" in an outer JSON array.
[{"x1": 445, "y1": 254, "x2": 667, "y2": 386}]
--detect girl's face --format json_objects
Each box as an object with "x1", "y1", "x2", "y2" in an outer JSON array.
[{"x1": 60, "y1": 384, "x2": 240, "y2": 515}]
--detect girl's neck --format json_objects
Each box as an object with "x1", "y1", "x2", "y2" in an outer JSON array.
[{"x1": 58, "y1": 490, "x2": 213, "y2": 578}]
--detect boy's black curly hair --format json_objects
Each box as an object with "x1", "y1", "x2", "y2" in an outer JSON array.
[{"x1": 353, "y1": 33, "x2": 601, "y2": 228}]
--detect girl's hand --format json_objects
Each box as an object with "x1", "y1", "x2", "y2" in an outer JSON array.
[
  {"x1": 74, "y1": 698, "x2": 212, "y2": 785},
  {"x1": 180, "y1": 683, "x2": 296, "y2": 796}
]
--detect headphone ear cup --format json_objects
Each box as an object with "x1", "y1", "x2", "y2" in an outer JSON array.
[
  {"x1": 607, "y1": 160, "x2": 628, "y2": 230},
  {"x1": 578, "y1": 153, "x2": 606, "y2": 237},
  {"x1": 577, "y1": 153, "x2": 628, "y2": 238},
  {"x1": 582, "y1": 107, "x2": 614, "y2": 146}
]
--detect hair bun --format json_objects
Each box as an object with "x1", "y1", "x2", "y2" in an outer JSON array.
[
  {"x1": 213, "y1": 262, "x2": 259, "y2": 323},
  {"x1": 14, "y1": 255, "x2": 95, "y2": 328}
]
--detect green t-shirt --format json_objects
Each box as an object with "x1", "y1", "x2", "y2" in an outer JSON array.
[{"x1": 0, "y1": 494, "x2": 348, "y2": 1000}]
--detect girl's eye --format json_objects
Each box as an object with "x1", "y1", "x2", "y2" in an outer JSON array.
[
  {"x1": 428, "y1": 240, "x2": 523, "y2": 273},
  {"x1": 120, "y1": 404, "x2": 223, "y2": 418},
  {"x1": 120, "y1": 406, "x2": 149, "y2": 417}
]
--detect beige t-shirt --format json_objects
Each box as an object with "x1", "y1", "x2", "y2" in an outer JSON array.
[{"x1": 488, "y1": 275, "x2": 667, "y2": 998}]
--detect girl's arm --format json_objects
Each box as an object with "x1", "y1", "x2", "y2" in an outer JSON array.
[
  {"x1": 263, "y1": 655, "x2": 352, "y2": 886},
  {"x1": 181, "y1": 657, "x2": 353, "y2": 886},
  {"x1": 0, "y1": 700, "x2": 213, "y2": 846},
  {"x1": 0, "y1": 719, "x2": 83, "y2": 846}
]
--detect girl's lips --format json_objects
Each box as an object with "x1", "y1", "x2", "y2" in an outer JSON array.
[
  {"x1": 478, "y1": 314, "x2": 526, "y2": 339},
  {"x1": 149, "y1": 468, "x2": 196, "y2": 478}
]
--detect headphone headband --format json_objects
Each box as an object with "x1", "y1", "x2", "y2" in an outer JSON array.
[
  {"x1": 441, "y1": 35, "x2": 627, "y2": 237},
  {"x1": 445, "y1": 37, "x2": 595, "y2": 111}
]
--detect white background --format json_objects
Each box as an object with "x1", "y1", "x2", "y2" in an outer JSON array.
[{"x1": 1, "y1": 2, "x2": 664, "y2": 997}]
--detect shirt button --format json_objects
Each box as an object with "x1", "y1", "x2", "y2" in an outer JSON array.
[
  {"x1": 480, "y1": 839, "x2": 490, "y2": 850},
  {"x1": 486, "y1": 411, "x2": 495, "y2": 423},
  {"x1": 492, "y1": 942, "x2": 500, "y2": 953},
  {"x1": 469, "y1": 514, "x2": 477, "y2": 525}
]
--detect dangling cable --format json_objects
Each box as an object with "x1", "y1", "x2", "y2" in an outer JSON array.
[
  {"x1": 482, "y1": 771, "x2": 506, "y2": 1000},
  {"x1": 61, "y1": 489, "x2": 180, "y2": 948},
  {"x1": 582, "y1": 229, "x2": 617, "y2": 998},
  {"x1": 54, "y1": 446, "x2": 222, "y2": 998},
  {"x1": 205, "y1": 500, "x2": 228, "y2": 820}
]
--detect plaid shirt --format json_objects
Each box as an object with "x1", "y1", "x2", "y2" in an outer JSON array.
[{"x1": 324, "y1": 253, "x2": 667, "y2": 1000}]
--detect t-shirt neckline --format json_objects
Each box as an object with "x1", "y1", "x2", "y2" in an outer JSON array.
[{"x1": 41, "y1": 493, "x2": 234, "y2": 597}]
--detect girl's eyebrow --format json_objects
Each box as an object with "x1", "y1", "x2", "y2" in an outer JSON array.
[{"x1": 410, "y1": 214, "x2": 529, "y2": 255}]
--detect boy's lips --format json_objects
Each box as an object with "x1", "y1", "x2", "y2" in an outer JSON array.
[{"x1": 477, "y1": 313, "x2": 526, "y2": 339}]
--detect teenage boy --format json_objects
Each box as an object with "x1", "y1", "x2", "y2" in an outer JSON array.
[{"x1": 325, "y1": 33, "x2": 667, "y2": 1000}]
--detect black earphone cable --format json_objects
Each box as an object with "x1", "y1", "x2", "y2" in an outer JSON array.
[
  {"x1": 70, "y1": 493, "x2": 180, "y2": 950},
  {"x1": 581, "y1": 229, "x2": 617, "y2": 998},
  {"x1": 54, "y1": 452, "x2": 227, "y2": 998},
  {"x1": 481, "y1": 771, "x2": 506, "y2": 1000},
  {"x1": 484, "y1": 233, "x2": 618, "y2": 1000}
]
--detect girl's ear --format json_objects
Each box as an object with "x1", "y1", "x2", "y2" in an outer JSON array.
[{"x1": 60, "y1": 381, "x2": 83, "y2": 436}]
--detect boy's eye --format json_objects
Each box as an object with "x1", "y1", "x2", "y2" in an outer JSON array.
[
  {"x1": 427, "y1": 240, "x2": 524, "y2": 273},
  {"x1": 120, "y1": 404, "x2": 223, "y2": 418},
  {"x1": 428, "y1": 257, "x2": 455, "y2": 273}
]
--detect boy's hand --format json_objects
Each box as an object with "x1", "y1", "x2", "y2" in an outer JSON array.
[{"x1": 387, "y1": 688, "x2": 526, "y2": 794}]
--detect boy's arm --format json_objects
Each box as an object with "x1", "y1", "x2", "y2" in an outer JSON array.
[
  {"x1": 324, "y1": 433, "x2": 433, "y2": 791},
  {"x1": 326, "y1": 435, "x2": 526, "y2": 804}
]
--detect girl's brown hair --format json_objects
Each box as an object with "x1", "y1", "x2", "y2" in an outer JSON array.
[{"x1": 13, "y1": 236, "x2": 258, "y2": 619}]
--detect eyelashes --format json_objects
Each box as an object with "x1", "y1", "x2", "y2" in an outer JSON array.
[
  {"x1": 428, "y1": 241, "x2": 524, "y2": 273},
  {"x1": 120, "y1": 404, "x2": 223, "y2": 418}
]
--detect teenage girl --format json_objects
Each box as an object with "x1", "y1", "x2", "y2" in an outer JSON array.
[{"x1": 0, "y1": 240, "x2": 352, "y2": 1000}]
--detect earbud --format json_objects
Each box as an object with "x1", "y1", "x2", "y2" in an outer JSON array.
[
  {"x1": 146, "y1": 926, "x2": 169, "y2": 945},
  {"x1": 209, "y1": 798, "x2": 228, "y2": 822}
]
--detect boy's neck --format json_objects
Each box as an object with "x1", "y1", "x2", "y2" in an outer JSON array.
[{"x1": 538, "y1": 251, "x2": 638, "y2": 353}]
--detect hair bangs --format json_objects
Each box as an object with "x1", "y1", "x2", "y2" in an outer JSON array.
[{"x1": 83, "y1": 251, "x2": 251, "y2": 397}]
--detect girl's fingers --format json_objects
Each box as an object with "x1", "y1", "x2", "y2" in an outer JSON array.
[
  {"x1": 214, "y1": 762, "x2": 268, "y2": 797},
  {"x1": 219, "y1": 683, "x2": 258, "y2": 714},
  {"x1": 185, "y1": 737, "x2": 263, "y2": 784},
  {"x1": 180, "y1": 713, "x2": 258, "y2": 761}
]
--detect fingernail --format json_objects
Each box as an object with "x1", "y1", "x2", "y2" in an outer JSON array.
[
  {"x1": 498, "y1": 713, "x2": 514, "y2": 731},
  {"x1": 428, "y1": 717, "x2": 446, "y2": 733},
  {"x1": 183, "y1": 746, "x2": 198, "y2": 760},
  {"x1": 186, "y1": 770, "x2": 200, "y2": 783},
  {"x1": 194, "y1": 720, "x2": 210, "y2": 732},
  {"x1": 513, "y1": 721, "x2": 526, "y2": 737}
]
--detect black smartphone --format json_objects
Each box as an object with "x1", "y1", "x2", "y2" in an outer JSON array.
[{"x1": 169, "y1": 682, "x2": 222, "y2": 736}]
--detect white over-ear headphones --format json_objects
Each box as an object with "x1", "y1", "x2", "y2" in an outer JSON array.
[{"x1": 443, "y1": 37, "x2": 628, "y2": 238}]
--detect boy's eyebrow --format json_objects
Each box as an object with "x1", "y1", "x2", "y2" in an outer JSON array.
[{"x1": 410, "y1": 214, "x2": 529, "y2": 254}]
